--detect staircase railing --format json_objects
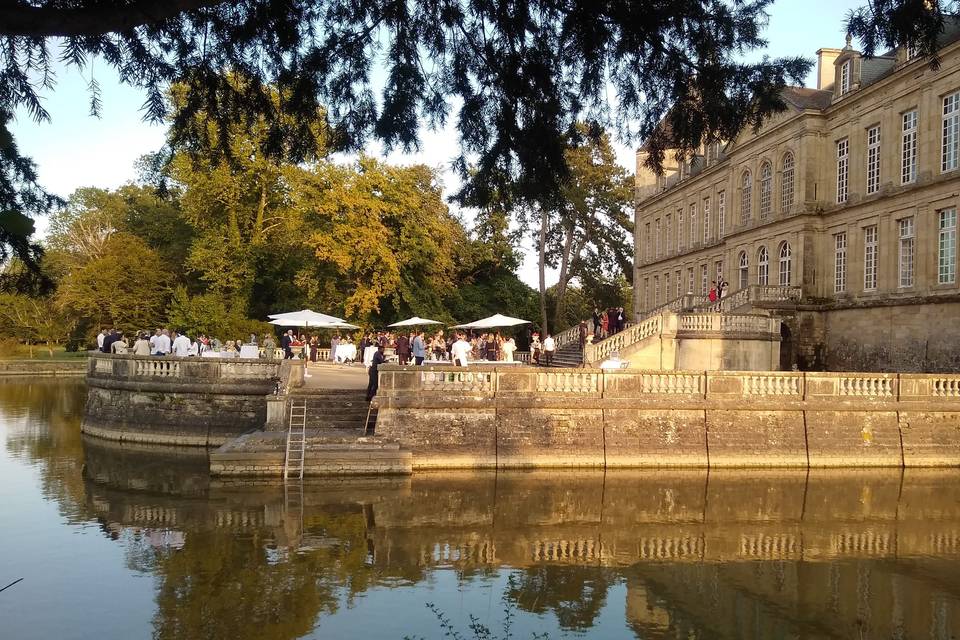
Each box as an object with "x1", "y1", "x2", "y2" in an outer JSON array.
[
  {"x1": 693, "y1": 284, "x2": 803, "y2": 313},
  {"x1": 553, "y1": 322, "x2": 585, "y2": 350},
  {"x1": 584, "y1": 315, "x2": 663, "y2": 364}
]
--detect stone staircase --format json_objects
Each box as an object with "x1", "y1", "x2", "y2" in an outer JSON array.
[
  {"x1": 579, "y1": 285, "x2": 802, "y2": 368},
  {"x1": 288, "y1": 389, "x2": 377, "y2": 433}
]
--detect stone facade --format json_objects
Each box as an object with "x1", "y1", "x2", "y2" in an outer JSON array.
[
  {"x1": 375, "y1": 365, "x2": 960, "y2": 469},
  {"x1": 634, "y1": 32, "x2": 960, "y2": 371},
  {"x1": 83, "y1": 353, "x2": 294, "y2": 446}
]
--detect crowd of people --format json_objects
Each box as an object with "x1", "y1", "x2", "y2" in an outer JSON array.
[{"x1": 96, "y1": 328, "x2": 279, "y2": 357}]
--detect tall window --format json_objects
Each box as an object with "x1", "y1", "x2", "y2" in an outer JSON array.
[
  {"x1": 780, "y1": 153, "x2": 795, "y2": 213},
  {"x1": 665, "y1": 272, "x2": 672, "y2": 300},
  {"x1": 675, "y1": 270, "x2": 682, "y2": 298},
  {"x1": 759, "y1": 162, "x2": 772, "y2": 218},
  {"x1": 940, "y1": 208, "x2": 957, "y2": 284},
  {"x1": 866, "y1": 125, "x2": 881, "y2": 194},
  {"x1": 689, "y1": 203, "x2": 697, "y2": 247},
  {"x1": 902, "y1": 109, "x2": 918, "y2": 184},
  {"x1": 738, "y1": 251, "x2": 749, "y2": 290},
  {"x1": 654, "y1": 275, "x2": 660, "y2": 306},
  {"x1": 687, "y1": 267, "x2": 694, "y2": 294},
  {"x1": 836, "y1": 138, "x2": 849, "y2": 203},
  {"x1": 757, "y1": 246, "x2": 769, "y2": 285},
  {"x1": 718, "y1": 191, "x2": 726, "y2": 238},
  {"x1": 677, "y1": 209, "x2": 684, "y2": 252},
  {"x1": 898, "y1": 217, "x2": 915, "y2": 288},
  {"x1": 643, "y1": 278, "x2": 650, "y2": 309},
  {"x1": 715, "y1": 261, "x2": 724, "y2": 282},
  {"x1": 700, "y1": 264, "x2": 708, "y2": 295},
  {"x1": 834, "y1": 232, "x2": 847, "y2": 293},
  {"x1": 703, "y1": 197, "x2": 711, "y2": 244},
  {"x1": 839, "y1": 60, "x2": 851, "y2": 94},
  {"x1": 655, "y1": 218, "x2": 661, "y2": 259},
  {"x1": 943, "y1": 91, "x2": 960, "y2": 173},
  {"x1": 864, "y1": 225, "x2": 878, "y2": 291},
  {"x1": 778, "y1": 242, "x2": 792, "y2": 286},
  {"x1": 644, "y1": 222, "x2": 650, "y2": 262},
  {"x1": 665, "y1": 214, "x2": 672, "y2": 255},
  {"x1": 740, "y1": 170, "x2": 752, "y2": 224}
]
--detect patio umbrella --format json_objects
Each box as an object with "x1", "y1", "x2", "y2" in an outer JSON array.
[
  {"x1": 267, "y1": 309, "x2": 346, "y2": 326},
  {"x1": 269, "y1": 317, "x2": 360, "y2": 330},
  {"x1": 388, "y1": 316, "x2": 443, "y2": 328},
  {"x1": 452, "y1": 313, "x2": 532, "y2": 329}
]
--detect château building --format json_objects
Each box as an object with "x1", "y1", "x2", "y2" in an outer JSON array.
[{"x1": 633, "y1": 29, "x2": 960, "y2": 372}]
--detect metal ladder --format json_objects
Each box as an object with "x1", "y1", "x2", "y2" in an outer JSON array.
[{"x1": 283, "y1": 399, "x2": 307, "y2": 480}]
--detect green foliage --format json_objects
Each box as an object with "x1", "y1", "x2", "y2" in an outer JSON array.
[
  {"x1": 166, "y1": 288, "x2": 271, "y2": 340},
  {"x1": 294, "y1": 157, "x2": 464, "y2": 323},
  {"x1": 57, "y1": 233, "x2": 171, "y2": 333}
]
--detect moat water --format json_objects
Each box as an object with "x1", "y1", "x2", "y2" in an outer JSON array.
[{"x1": 2, "y1": 380, "x2": 960, "y2": 640}]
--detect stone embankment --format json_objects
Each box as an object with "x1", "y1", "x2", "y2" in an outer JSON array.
[
  {"x1": 376, "y1": 365, "x2": 960, "y2": 469},
  {"x1": 0, "y1": 359, "x2": 86, "y2": 377},
  {"x1": 83, "y1": 353, "x2": 297, "y2": 446}
]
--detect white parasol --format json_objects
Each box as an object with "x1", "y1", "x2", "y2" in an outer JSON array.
[
  {"x1": 388, "y1": 316, "x2": 443, "y2": 328},
  {"x1": 452, "y1": 313, "x2": 532, "y2": 329}
]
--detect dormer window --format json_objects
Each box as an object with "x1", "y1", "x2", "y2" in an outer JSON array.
[{"x1": 839, "y1": 60, "x2": 851, "y2": 94}]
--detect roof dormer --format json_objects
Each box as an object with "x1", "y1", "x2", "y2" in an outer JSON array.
[{"x1": 834, "y1": 35, "x2": 861, "y2": 99}]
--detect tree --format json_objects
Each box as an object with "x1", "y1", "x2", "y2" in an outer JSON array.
[
  {"x1": 550, "y1": 124, "x2": 634, "y2": 329},
  {"x1": 0, "y1": 293, "x2": 75, "y2": 356},
  {"x1": 292, "y1": 157, "x2": 462, "y2": 323},
  {"x1": 0, "y1": 1, "x2": 825, "y2": 272},
  {"x1": 57, "y1": 233, "x2": 171, "y2": 332}
]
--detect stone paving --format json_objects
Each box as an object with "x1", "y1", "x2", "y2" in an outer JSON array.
[{"x1": 301, "y1": 361, "x2": 368, "y2": 390}]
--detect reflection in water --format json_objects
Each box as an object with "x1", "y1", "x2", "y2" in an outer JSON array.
[{"x1": 2, "y1": 380, "x2": 960, "y2": 639}]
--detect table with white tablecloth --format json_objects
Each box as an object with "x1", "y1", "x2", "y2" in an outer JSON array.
[
  {"x1": 239, "y1": 345, "x2": 260, "y2": 359},
  {"x1": 335, "y1": 343, "x2": 358, "y2": 363}
]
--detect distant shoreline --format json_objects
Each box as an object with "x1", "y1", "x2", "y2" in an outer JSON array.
[{"x1": 0, "y1": 359, "x2": 87, "y2": 377}]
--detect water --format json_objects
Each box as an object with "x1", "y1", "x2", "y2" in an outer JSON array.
[{"x1": 2, "y1": 381, "x2": 960, "y2": 640}]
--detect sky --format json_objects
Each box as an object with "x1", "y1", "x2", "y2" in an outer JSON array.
[{"x1": 10, "y1": 0, "x2": 864, "y2": 289}]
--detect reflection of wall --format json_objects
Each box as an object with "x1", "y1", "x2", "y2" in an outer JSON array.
[{"x1": 626, "y1": 560, "x2": 960, "y2": 640}]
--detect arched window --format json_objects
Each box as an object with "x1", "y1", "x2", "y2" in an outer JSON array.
[
  {"x1": 740, "y1": 170, "x2": 752, "y2": 225},
  {"x1": 759, "y1": 162, "x2": 772, "y2": 218},
  {"x1": 757, "y1": 246, "x2": 769, "y2": 285},
  {"x1": 781, "y1": 152, "x2": 795, "y2": 213},
  {"x1": 778, "y1": 241, "x2": 792, "y2": 286},
  {"x1": 738, "y1": 251, "x2": 749, "y2": 290}
]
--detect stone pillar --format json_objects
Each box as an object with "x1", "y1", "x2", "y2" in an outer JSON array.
[{"x1": 265, "y1": 396, "x2": 287, "y2": 430}]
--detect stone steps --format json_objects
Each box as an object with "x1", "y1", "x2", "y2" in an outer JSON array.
[
  {"x1": 286, "y1": 391, "x2": 376, "y2": 432},
  {"x1": 210, "y1": 431, "x2": 410, "y2": 476}
]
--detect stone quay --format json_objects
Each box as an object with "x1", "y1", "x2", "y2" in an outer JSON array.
[
  {"x1": 375, "y1": 365, "x2": 960, "y2": 470},
  {"x1": 82, "y1": 354, "x2": 960, "y2": 473},
  {"x1": 83, "y1": 353, "x2": 301, "y2": 446}
]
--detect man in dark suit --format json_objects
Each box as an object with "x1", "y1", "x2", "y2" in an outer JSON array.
[
  {"x1": 366, "y1": 344, "x2": 386, "y2": 401},
  {"x1": 280, "y1": 330, "x2": 294, "y2": 359}
]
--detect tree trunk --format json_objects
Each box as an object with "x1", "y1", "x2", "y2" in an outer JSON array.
[
  {"x1": 538, "y1": 206, "x2": 549, "y2": 336},
  {"x1": 552, "y1": 221, "x2": 576, "y2": 330},
  {"x1": 253, "y1": 180, "x2": 267, "y2": 244}
]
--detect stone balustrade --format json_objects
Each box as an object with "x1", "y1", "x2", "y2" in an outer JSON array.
[
  {"x1": 553, "y1": 323, "x2": 584, "y2": 350},
  {"x1": 85, "y1": 353, "x2": 298, "y2": 446},
  {"x1": 375, "y1": 366, "x2": 960, "y2": 469},
  {"x1": 584, "y1": 315, "x2": 662, "y2": 363}
]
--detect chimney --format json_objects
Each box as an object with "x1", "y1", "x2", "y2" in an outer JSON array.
[{"x1": 816, "y1": 48, "x2": 843, "y2": 90}]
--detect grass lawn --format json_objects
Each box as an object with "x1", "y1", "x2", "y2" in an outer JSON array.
[{"x1": 0, "y1": 345, "x2": 89, "y2": 360}]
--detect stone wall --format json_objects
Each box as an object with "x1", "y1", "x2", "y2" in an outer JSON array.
[
  {"x1": 83, "y1": 353, "x2": 294, "y2": 446},
  {"x1": 375, "y1": 366, "x2": 960, "y2": 469},
  {"x1": 0, "y1": 359, "x2": 86, "y2": 377}
]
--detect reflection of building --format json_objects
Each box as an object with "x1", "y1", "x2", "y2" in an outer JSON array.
[
  {"x1": 624, "y1": 561, "x2": 960, "y2": 640},
  {"x1": 634, "y1": 29, "x2": 960, "y2": 371}
]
